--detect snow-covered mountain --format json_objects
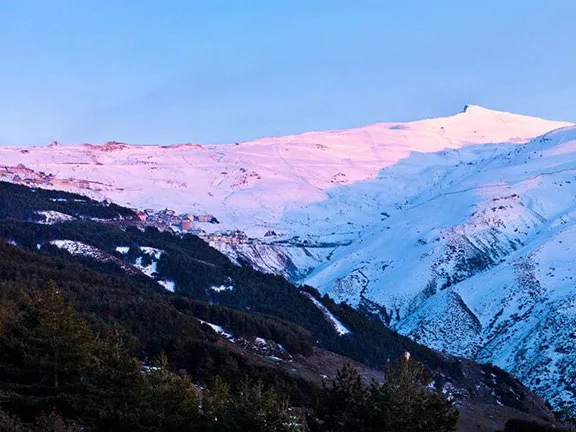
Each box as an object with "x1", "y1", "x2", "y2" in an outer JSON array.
[
  {"x1": 304, "y1": 124, "x2": 576, "y2": 409},
  {"x1": 0, "y1": 105, "x2": 567, "y2": 234},
  {"x1": 1, "y1": 105, "x2": 575, "y2": 408}
]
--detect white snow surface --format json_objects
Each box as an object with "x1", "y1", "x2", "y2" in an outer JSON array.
[
  {"x1": 4, "y1": 106, "x2": 576, "y2": 407},
  {"x1": 140, "y1": 246, "x2": 164, "y2": 260},
  {"x1": 134, "y1": 256, "x2": 157, "y2": 278},
  {"x1": 302, "y1": 292, "x2": 351, "y2": 336},
  {"x1": 197, "y1": 319, "x2": 234, "y2": 339},
  {"x1": 0, "y1": 106, "x2": 567, "y2": 238},
  {"x1": 50, "y1": 240, "x2": 103, "y2": 258},
  {"x1": 303, "y1": 125, "x2": 576, "y2": 409},
  {"x1": 214, "y1": 242, "x2": 332, "y2": 281},
  {"x1": 210, "y1": 284, "x2": 234, "y2": 292},
  {"x1": 35, "y1": 210, "x2": 76, "y2": 224},
  {"x1": 133, "y1": 247, "x2": 165, "y2": 277},
  {"x1": 49, "y1": 240, "x2": 136, "y2": 274},
  {"x1": 158, "y1": 280, "x2": 175, "y2": 293}
]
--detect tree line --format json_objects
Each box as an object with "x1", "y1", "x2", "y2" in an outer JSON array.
[{"x1": 0, "y1": 284, "x2": 458, "y2": 431}]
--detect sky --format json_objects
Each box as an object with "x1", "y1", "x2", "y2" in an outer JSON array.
[{"x1": 1, "y1": 0, "x2": 575, "y2": 146}]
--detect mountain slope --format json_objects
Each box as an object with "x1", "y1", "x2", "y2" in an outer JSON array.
[
  {"x1": 0, "y1": 106, "x2": 569, "y2": 236},
  {"x1": 1, "y1": 106, "x2": 575, "y2": 410},
  {"x1": 304, "y1": 125, "x2": 576, "y2": 410},
  {"x1": 0, "y1": 181, "x2": 561, "y2": 430}
]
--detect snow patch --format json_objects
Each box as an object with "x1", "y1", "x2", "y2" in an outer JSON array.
[
  {"x1": 50, "y1": 240, "x2": 102, "y2": 258},
  {"x1": 134, "y1": 256, "x2": 157, "y2": 278},
  {"x1": 197, "y1": 319, "x2": 234, "y2": 339},
  {"x1": 158, "y1": 280, "x2": 175, "y2": 292},
  {"x1": 132, "y1": 246, "x2": 165, "y2": 277},
  {"x1": 210, "y1": 284, "x2": 234, "y2": 292},
  {"x1": 140, "y1": 246, "x2": 164, "y2": 259},
  {"x1": 302, "y1": 292, "x2": 351, "y2": 336},
  {"x1": 35, "y1": 210, "x2": 76, "y2": 224}
]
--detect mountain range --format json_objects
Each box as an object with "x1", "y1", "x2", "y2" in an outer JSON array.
[
  {"x1": 0, "y1": 181, "x2": 559, "y2": 431},
  {"x1": 1, "y1": 105, "x2": 575, "y2": 412}
]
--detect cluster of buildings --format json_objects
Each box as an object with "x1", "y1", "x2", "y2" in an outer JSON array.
[
  {"x1": 133, "y1": 208, "x2": 256, "y2": 246},
  {"x1": 1, "y1": 164, "x2": 258, "y2": 248},
  {"x1": 132, "y1": 208, "x2": 220, "y2": 232},
  {"x1": 2, "y1": 165, "x2": 99, "y2": 191},
  {"x1": 199, "y1": 230, "x2": 255, "y2": 246},
  {"x1": 1, "y1": 164, "x2": 54, "y2": 186}
]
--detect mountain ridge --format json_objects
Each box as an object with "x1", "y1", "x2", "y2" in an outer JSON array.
[
  {"x1": 12, "y1": 104, "x2": 572, "y2": 149},
  {"x1": 0, "y1": 180, "x2": 560, "y2": 431},
  {"x1": 0, "y1": 106, "x2": 570, "y2": 234},
  {"x1": 1, "y1": 107, "x2": 575, "y2": 411}
]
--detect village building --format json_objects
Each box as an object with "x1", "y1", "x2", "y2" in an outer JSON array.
[
  {"x1": 180, "y1": 217, "x2": 194, "y2": 231},
  {"x1": 196, "y1": 214, "x2": 217, "y2": 223}
]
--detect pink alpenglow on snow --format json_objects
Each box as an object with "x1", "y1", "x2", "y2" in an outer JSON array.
[{"x1": 0, "y1": 106, "x2": 569, "y2": 238}]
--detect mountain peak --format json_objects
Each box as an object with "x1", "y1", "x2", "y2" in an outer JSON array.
[
  {"x1": 461, "y1": 104, "x2": 490, "y2": 113},
  {"x1": 459, "y1": 104, "x2": 520, "y2": 117}
]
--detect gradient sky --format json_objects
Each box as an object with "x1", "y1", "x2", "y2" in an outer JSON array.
[{"x1": 1, "y1": 0, "x2": 575, "y2": 146}]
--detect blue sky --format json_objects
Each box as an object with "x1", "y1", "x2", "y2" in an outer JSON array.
[{"x1": 1, "y1": 0, "x2": 575, "y2": 146}]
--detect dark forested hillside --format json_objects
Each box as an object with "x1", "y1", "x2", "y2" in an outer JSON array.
[
  {"x1": 0, "y1": 181, "x2": 565, "y2": 431},
  {"x1": 0, "y1": 181, "x2": 136, "y2": 221}
]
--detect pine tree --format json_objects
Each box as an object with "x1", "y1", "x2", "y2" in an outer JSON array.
[
  {"x1": 313, "y1": 358, "x2": 458, "y2": 432},
  {"x1": 86, "y1": 325, "x2": 148, "y2": 431},
  {"x1": 0, "y1": 282, "x2": 99, "y2": 422},
  {"x1": 33, "y1": 411, "x2": 80, "y2": 432},
  {"x1": 134, "y1": 352, "x2": 202, "y2": 432},
  {"x1": 313, "y1": 362, "x2": 368, "y2": 431},
  {"x1": 0, "y1": 288, "x2": 18, "y2": 338},
  {"x1": 225, "y1": 380, "x2": 301, "y2": 432},
  {"x1": 201, "y1": 375, "x2": 231, "y2": 430},
  {"x1": 376, "y1": 355, "x2": 458, "y2": 432},
  {"x1": 0, "y1": 407, "x2": 25, "y2": 432},
  {"x1": 202, "y1": 378, "x2": 303, "y2": 432},
  {"x1": 0, "y1": 284, "x2": 206, "y2": 431}
]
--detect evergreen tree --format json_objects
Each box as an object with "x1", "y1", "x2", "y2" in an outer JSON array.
[
  {"x1": 0, "y1": 282, "x2": 99, "y2": 422},
  {"x1": 0, "y1": 407, "x2": 25, "y2": 432},
  {"x1": 0, "y1": 284, "x2": 152, "y2": 431},
  {"x1": 375, "y1": 354, "x2": 458, "y2": 432},
  {"x1": 313, "y1": 362, "x2": 368, "y2": 431},
  {"x1": 33, "y1": 411, "x2": 80, "y2": 432},
  {"x1": 86, "y1": 326, "x2": 148, "y2": 431},
  {"x1": 201, "y1": 375, "x2": 231, "y2": 430},
  {"x1": 0, "y1": 288, "x2": 18, "y2": 338},
  {"x1": 134, "y1": 353, "x2": 202, "y2": 432},
  {"x1": 225, "y1": 380, "x2": 301, "y2": 432},
  {"x1": 202, "y1": 378, "x2": 303, "y2": 432},
  {"x1": 312, "y1": 358, "x2": 458, "y2": 432}
]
